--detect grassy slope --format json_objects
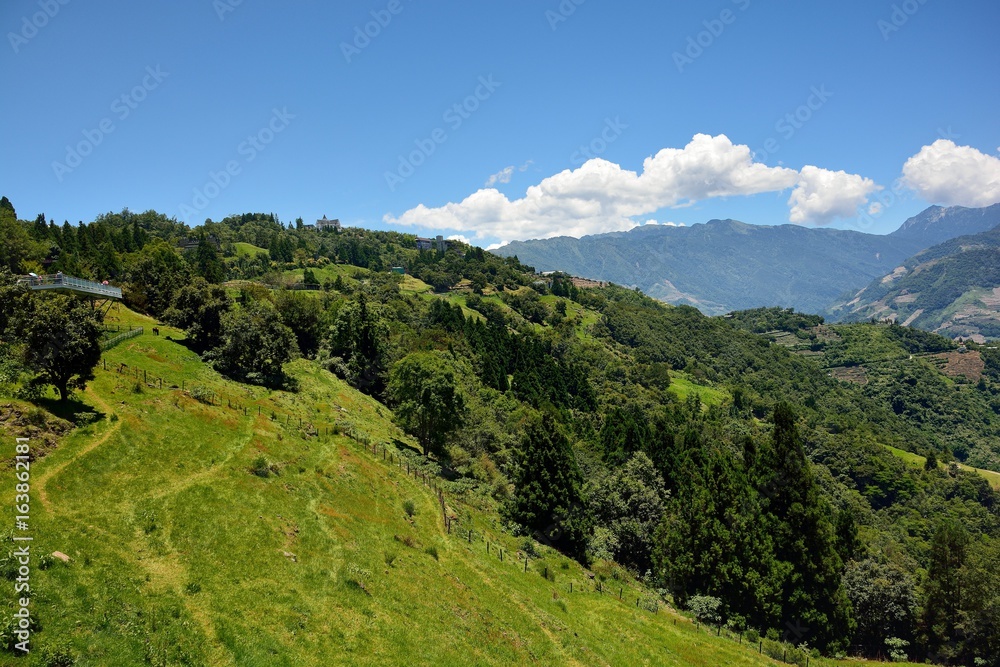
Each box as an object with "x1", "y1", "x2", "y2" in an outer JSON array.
[
  {"x1": 233, "y1": 242, "x2": 268, "y2": 258},
  {"x1": 1, "y1": 308, "x2": 924, "y2": 665},
  {"x1": 885, "y1": 445, "x2": 1000, "y2": 491}
]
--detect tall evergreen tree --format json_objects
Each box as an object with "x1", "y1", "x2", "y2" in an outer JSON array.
[
  {"x1": 756, "y1": 402, "x2": 854, "y2": 651},
  {"x1": 506, "y1": 413, "x2": 591, "y2": 561}
]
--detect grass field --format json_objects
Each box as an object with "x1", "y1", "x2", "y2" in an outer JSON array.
[
  {"x1": 0, "y1": 308, "x2": 927, "y2": 665},
  {"x1": 885, "y1": 445, "x2": 1000, "y2": 491},
  {"x1": 667, "y1": 373, "x2": 729, "y2": 407},
  {"x1": 233, "y1": 242, "x2": 268, "y2": 258}
]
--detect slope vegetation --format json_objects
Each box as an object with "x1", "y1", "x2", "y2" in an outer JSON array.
[{"x1": 0, "y1": 309, "x2": 921, "y2": 666}]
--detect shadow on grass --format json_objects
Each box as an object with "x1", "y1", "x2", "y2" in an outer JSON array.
[{"x1": 35, "y1": 396, "x2": 105, "y2": 425}]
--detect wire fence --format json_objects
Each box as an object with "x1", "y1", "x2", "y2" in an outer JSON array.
[{"x1": 100, "y1": 326, "x2": 143, "y2": 351}]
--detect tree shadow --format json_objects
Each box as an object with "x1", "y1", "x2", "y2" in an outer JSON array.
[
  {"x1": 34, "y1": 396, "x2": 105, "y2": 425},
  {"x1": 393, "y1": 438, "x2": 422, "y2": 456}
]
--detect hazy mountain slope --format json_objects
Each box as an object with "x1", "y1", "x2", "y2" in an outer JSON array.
[
  {"x1": 890, "y1": 203, "x2": 1000, "y2": 247},
  {"x1": 496, "y1": 219, "x2": 924, "y2": 315},
  {"x1": 828, "y1": 224, "x2": 1000, "y2": 339}
]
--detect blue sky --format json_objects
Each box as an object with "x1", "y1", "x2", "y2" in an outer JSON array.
[{"x1": 2, "y1": 0, "x2": 999, "y2": 247}]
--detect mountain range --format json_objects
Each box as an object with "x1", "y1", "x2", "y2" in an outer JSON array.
[
  {"x1": 494, "y1": 204, "x2": 1000, "y2": 317},
  {"x1": 829, "y1": 222, "x2": 1000, "y2": 340}
]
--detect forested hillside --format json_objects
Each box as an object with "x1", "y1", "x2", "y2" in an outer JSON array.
[
  {"x1": 1, "y1": 200, "x2": 999, "y2": 665},
  {"x1": 828, "y1": 224, "x2": 1000, "y2": 339}
]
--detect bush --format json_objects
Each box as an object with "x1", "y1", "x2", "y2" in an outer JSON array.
[
  {"x1": 885, "y1": 637, "x2": 909, "y2": 663},
  {"x1": 688, "y1": 595, "x2": 722, "y2": 624},
  {"x1": 251, "y1": 455, "x2": 277, "y2": 478},
  {"x1": 403, "y1": 499, "x2": 417, "y2": 518},
  {"x1": 190, "y1": 385, "x2": 213, "y2": 404}
]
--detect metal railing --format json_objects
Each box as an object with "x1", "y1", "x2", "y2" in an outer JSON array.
[{"x1": 18, "y1": 274, "x2": 122, "y2": 299}]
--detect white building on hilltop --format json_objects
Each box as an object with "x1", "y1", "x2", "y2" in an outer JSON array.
[{"x1": 315, "y1": 215, "x2": 341, "y2": 231}]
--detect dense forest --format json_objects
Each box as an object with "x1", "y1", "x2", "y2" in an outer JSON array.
[{"x1": 2, "y1": 199, "x2": 1000, "y2": 665}]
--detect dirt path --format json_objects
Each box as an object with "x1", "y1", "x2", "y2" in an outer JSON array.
[{"x1": 36, "y1": 387, "x2": 121, "y2": 513}]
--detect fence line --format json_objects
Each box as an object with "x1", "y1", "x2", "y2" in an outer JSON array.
[{"x1": 101, "y1": 326, "x2": 143, "y2": 350}]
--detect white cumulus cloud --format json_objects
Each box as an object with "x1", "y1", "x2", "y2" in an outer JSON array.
[
  {"x1": 385, "y1": 134, "x2": 879, "y2": 241},
  {"x1": 788, "y1": 166, "x2": 881, "y2": 225},
  {"x1": 901, "y1": 140, "x2": 1000, "y2": 207}
]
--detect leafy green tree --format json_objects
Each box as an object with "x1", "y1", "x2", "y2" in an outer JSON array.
[
  {"x1": 22, "y1": 295, "x2": 102, "y2": 401},
  {"x1": 123, "y1": 240, "x2": 190, "y2": 316},
  {"x1": 957, "y1": 538, "x2": 1000, "y2": 666},
  {"x1": 388, "y1": 351, "x2": 465, "y2": 457},
  {"x1": 323, "y1": 292, "x2": 388, "y2": 394},
  {"x1": 506, "y1": 413, "x2": 591, "y2": 561},
  {"x1": 586, "y1": 452, "x2": 666, "y2": 572},
  {"x1": 210, "y1": 300, "x2": 296, "y2": 388},
  {"x1": 843, "y1": 559, "x2": 917, "y2": 657},
  {"x1": 0, "y1": 203, "x2": 42, "y2": 273},
  {"x1": 274, "y1": 290, "x2": 324, "y2": 358},
  {"x1": 163, "y1": 278, "x2": 231, "y2": 352}
]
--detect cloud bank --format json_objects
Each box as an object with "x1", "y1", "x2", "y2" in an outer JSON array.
[
  {"x1": 385, "y1": 133, "x2": 882, "y2": 241},
  {"x1": 902, "y1": 140, "x2": 1000, "y2": 208}
]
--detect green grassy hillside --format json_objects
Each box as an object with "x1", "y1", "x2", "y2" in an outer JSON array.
[{"x1": 2, "y1": 311, "x2": 923, "y2": 666}]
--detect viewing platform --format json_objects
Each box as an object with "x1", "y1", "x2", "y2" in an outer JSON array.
[{"x1": 18, "y1": 274, "x2": 122, "y2": 300}]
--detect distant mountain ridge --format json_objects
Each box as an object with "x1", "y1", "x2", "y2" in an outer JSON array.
[
  {"x1": 890, "y1": 203, "x2": 1000, "y2": 247},
  {"x1": 828, "y1": 223, "x2": 1000, "y2": 340},
  {"x1": 493, "y1": 205, "x2": 1000, "y2": 316}
]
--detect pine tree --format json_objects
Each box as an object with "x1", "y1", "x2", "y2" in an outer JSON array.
[
  {"x1": 756, "y1": 402, "x2": 854, "y2": 651},
  {"x1": 507, "y1": 413, "x2": 591, "y2": 561}
]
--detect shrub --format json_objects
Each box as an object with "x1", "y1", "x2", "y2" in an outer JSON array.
[
  {"x1": 885, "y1": 637, "x2": 909, "y2": 663},
  {"x1": 521, "y1": 538, "x2": 540, "y2": 558},
  {"x1": 687, "y1": 595, "x2": 722, "y2": 624},
  {"x1": 251, "y1": 455, "x2": 276, "y2": 478},
  {"x1": 190, "y1": 385, "x2": 213, "y2": 404},
  {"x1": 403, "y1": 499, "x2": 417, "y2": 518}
]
